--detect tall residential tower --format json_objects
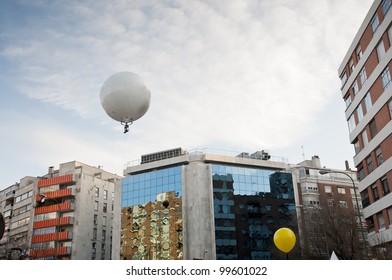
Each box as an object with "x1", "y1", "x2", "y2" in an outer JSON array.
[{"x1": 338, "y1": 0, "x2": 392, "y2": 254}]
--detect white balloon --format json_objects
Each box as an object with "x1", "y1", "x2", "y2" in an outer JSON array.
[{"x1": 100, "y1": 72, "x2": 151, "y2": 123}]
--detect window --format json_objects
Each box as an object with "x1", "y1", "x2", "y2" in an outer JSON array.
[
  {"x1": 348, "y1": 114, "x2": 356, "y2": 132},
  {"x1": 14, "y1": 191, "x2": 33, "y2": 203},
  {"x1": 328, "y1": 199, "x2": 335, "y2": 207},
  {"x1": 325, "y1": 186, "x2": 332, "y2": 193},
  {"x1": 362, "y1": 130, "x2": 369, "y2": 146},
  {"x1": 94, "y1": 214, "x2": 98, "y2": 225},
  {"x1": 389, "y1": 99, "x2": 392, "y2": 117},
  {"x1": 354, "y1": 139, "x2": 361, "y2": 154},
  {"x1": 91, "y1": 243, "x2": 96, "y2": 260},
  {"x1": 381, "y1": 177, "x2": 390, "y2": 195},
  {"x1": 356, "y1": 105, "x2": 364, "y2": 121},
  {"x1": 382, "y1": 0, "x2": 392, "y2": 15},
  {"x1": 359, "y1": 67, "x2": 367, "y2": 85},
  {"x1": 3, "y1": 210, "x2": 11, "y2": 218},
  {"x1": 382, "y1": 67, "x2": 392, "y2": 89},
  {"x1": 358, "y1": 168, "x2": 365, "y2": 181},
  {"x1": 104, "y1": 190, "x2": 108, "y2": 200},
  {"x1": 366, "y1": 156, "x2": 374, "y2": 173},
  {"x1": 366, "y1": 217, "x2": 375, "y2": 232},
  {"x1": 349, "y1": 59, "x2": 355, "y2": 73},
  {"x1": 338, "y1": 187, "x2": 346, "y2": 194},
  {"x1": 371, "y1": 14, "x2": 380, "y2": 33},
  {"x1": 351, "y1": 80, "x2": 359, "y2": 95},
  {"x1": 376, "y1": 147, "x2": 384, "y2": 166},
  {"x1": 101, "y1": 248, "x2": 105, "y2": 260},
  {"x1": 345, "y1": 94, "x2": 352, "y2": 108},
  {"x1": 388, "y1": 207, "x2": 392, "y2": 224},
  {"x1": 361, "y1": 190, "x2": 370, "y2": 208},
  {"x1": 378, "y1": 212, "x2": 385, "y2": 229},
  {"x1": 94, "y1": 201, "x2": 98, "y2": 211},
  {"x1": 341, "y1": 71, "x2": 348, "y2": 87},
  {"x1": 372, "y1": 184, "x2": 379, "y2": 201},
  {"x1": 103, "y1": 203, "x2": 107, "y2": 213},
  {"x1": 102, "y1": 230, "x2": 106, "y2": 241},
  {"x1": 103, "y1": 216, "x2": 107, "y2": 226},
  {"x1": 339, "y1": 201, "x2": 348, "y2": 208},
  {"x1": 356, "y1": 45, "x2": 362, "y2": 61},
  {"x1": 93, "y1": 228, "x2": 97, "y2": 239},
  {"x1": 369, "y1": 119, "x2": 378, "y2": 138},
  {"x1": 95, "y1": 187, "x2": 99, "y2": 197},
  {"x1": 364, "y1": 92, "x2": 372, "y2": 113},
  {"x1": 377, "y1": 40, "x2": 386, "y2": 61}
]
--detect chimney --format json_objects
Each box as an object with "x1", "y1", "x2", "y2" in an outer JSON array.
[
  {"x1": 48, "y1": 166, "x2": 54, "y2": 177},
  {"x1": 311, "y1": 155, "x2": 321, "y2": 168},
  {"x1": 345, "y1": 160, "x2": 350, "y2": 171}
]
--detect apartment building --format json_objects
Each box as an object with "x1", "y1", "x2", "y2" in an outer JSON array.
[
  {"x1": 0, "y1": 161, "x2": 121, "y2": 259},
  {"x1": 338, "y1": 0, "x2": 392, "y2": 254},
  {"x1": 290, "y1": 156, "x2": 366, "y2": 259},
  {"x1": 0, "y1": 177, "x2": 35, "y2": 259}
]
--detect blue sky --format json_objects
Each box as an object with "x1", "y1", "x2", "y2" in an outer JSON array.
[{"x1": 0, "y1": 0, "x2": 373, "y2": 189}]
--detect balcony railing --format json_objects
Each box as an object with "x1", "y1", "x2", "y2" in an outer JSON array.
[
  {"x1": 34, "y1": 202, "x2": 74, "y2": 215},
  {"x1": 35, "y1": 188, "x2": 74, "y2": 202},
  {"x1": 38, "y1": 174, "x2": 74, "y2": 188},
  {"x1": 33, "y1": 216, "x2": 74, "y2": 229},
  {"x1": 29, "y1": 246, "x2": 71, "y2": 258},
  {"x1": 32, "y1": 231, "x2": 73, "y2": 244}
]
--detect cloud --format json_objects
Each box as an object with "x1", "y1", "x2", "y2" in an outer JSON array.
[{"x1": 0, "y1": 0, "x2": 374, "y2": 186}]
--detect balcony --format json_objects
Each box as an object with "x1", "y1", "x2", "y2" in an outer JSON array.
[
  {"x1": 35, "y1": 188, "x2": 75, "y2": 202},
  {"x1": 38, "y1": 174, "x2": 74, "y2": 188},
  {"x1": 32, "y1": 231, "x2": 73, "y2": 244},
  {"x1": 33, "y1": 217, "x2": 74, "y2": 229},
  {"x1": 29, "y1": 246, "x2": 71, "y2": 258},
  {"x1": 34, "y1": 202, "x2": 74, "y2": 215}
]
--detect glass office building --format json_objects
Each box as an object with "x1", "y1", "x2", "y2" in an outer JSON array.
[
  {"x1": 119, "y1": 148, "x2": 298, "y2": 260},
  {"x1": 121, "y1": 166, "x2": 183, "y2": 260},
  {"x1": 212, "y1": 164, "x2": 296, "y2": 260}
]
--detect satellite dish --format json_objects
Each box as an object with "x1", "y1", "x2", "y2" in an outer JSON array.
[{"x1": 100, "y1": 71, "x2": 151, "y2": 133}]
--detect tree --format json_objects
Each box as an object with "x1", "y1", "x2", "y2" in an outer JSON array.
[{"x1": 298, "y1": 204, "x2": 366, "y2": 259}]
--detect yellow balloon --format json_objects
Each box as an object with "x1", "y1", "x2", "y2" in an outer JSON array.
[{"x1": 273, "y1": 227, "x2": 296, "y2": 253}]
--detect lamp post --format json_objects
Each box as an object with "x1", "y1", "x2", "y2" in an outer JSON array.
[
  {"x1": 38, "y1": 194, "x2": 62, "y2": 260},
  {"x1": 319, "y1": 170, "x2": 368, "y2": 258}
]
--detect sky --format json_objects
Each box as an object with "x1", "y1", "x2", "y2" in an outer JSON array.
[{"x1": 0, "y1": 0, "x2": 374, "y2": 189}]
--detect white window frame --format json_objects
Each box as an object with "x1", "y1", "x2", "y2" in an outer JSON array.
[
  {"x1": 338, "y1": 187, "x2": 346, "y2": 194},
  {"x1": 359, "y1": 67, "x2": 367, "y2": 85},
  {"x1": 348, "y1": 114, "x2": 356, "y2": 132},
  {"x1": 364, "y1": 92, "x2": 372, "y2": 113},
  {"x1": 356, "y1": 104, "x2": 364, "y2": 121},
  {"x1": 382, "y1": 0, "x2": 392, "y2": 16},
  {"x1": 382, "y1": 67, "x2": 391, "y2": 89},
  {"x1": 352, "y1": 80, "x2": 359, "y2": 95},
  {"x1": 362, "y1": 130, "x2": 369, "y2": 146},
  {"x1": 377, "y1": 40, "x2": 386, "y2": 61},
  {"x1": 371, "y1": 14, "x2": 380, "y2": 33}
]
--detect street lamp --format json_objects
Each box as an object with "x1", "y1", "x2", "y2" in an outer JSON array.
[
  {"x1": 319, "y1": 170, "x2": 368, "y2": 258},
  {"x1": 38, "y1": 194, "x2": 62, "y2": 260}
]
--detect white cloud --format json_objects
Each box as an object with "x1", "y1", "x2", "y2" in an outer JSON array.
[{"x1": 0, "y1": 0, "x2": 374, "y2": 187}]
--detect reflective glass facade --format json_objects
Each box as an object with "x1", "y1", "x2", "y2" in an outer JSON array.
[
  {"x1": 212, "y1": 164, "x2": 297, "y2": 260},
  {"x1": 121, "y1": 166, "x2": 183, "y2": 260}
]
